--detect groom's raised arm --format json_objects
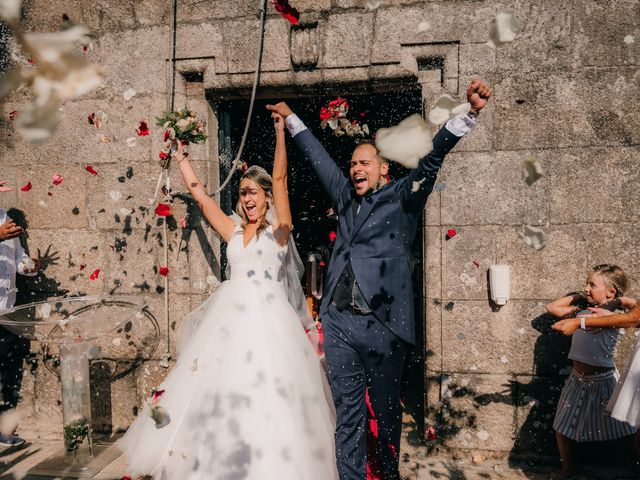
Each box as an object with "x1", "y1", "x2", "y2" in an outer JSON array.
[
  {"x1": 401, "y1": 80, "x2": 492, "y2": 211},
  {"x1": 267, "y1": 102, "x2": 348, "y2": 206}
]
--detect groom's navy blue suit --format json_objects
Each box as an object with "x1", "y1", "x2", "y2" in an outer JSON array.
[{"x1": 291, "y1": 117, "x2": 469, "y2": 480}]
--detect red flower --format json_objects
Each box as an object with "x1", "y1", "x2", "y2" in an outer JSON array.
[
  {"x1": 155, "y1": 203, "x2": 171, "y2": 217},
  {"x1": 152, "y1": 389, "x2": 165, "y2": 403},
  {"x1": 159, "y1": 151, "x2": 170, "y2": 160},
  {"x1": 159, "y1": 267, "x2": 169, "y2": 277},
  {"x1": 20, "y1": 181, "x2": 32, "y2": 192},
  {"x1": 328, "y1": 231, "x2": 337, "y2": 243},
  {"x1": 136, "y1": 120, "x2": 149, "y2": 137},
  {"x1": 445, "y1": 229, "x2": 457, "y2": 240},
  {"x1": 79, "y1": 263, "x2": 87, "y2": 270},
  {"x1": 52, "y1": 173, "x2": 63, "y2": 185},
  {"x1": 89, "y1": 269, "x2": 101, "y2": 280},
  {"x1": 426, "y1": 426, "x2": 437, "y2": 440},
  {"x1": 271, "y1": 0, "x2": 299, "y2": 24},
  {"x1": 319, "y1": 107, "x2": 332, "y2": 121},
  {"x1": 85, "y1": 165, "x2": 98, "y2": 175},
  {"x1": 9, "y1": 111, "x2": 17, "y2": 120},
  {"x1": 163, "y1": 129, "x2": 171, "y2": 141}
]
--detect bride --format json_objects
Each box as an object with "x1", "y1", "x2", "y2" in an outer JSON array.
[{"x1": 118, "y1": 113, "x2": 338, "y2": 479}]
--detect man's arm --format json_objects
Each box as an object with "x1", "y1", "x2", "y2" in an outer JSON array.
[
  {"x1": 400, "y1": 80, "x2": 492, "y2": 211},
  {"x1": 267, "y1": 102, "x2": 348, "y2": 206}
]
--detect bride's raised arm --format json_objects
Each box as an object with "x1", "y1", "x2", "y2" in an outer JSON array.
[
  {"x1": 271, "y1": 112, "x2": 292, "y2": 245},
  {"x1": 174, "y1": 141, "x2": 236, "y2": 242}
]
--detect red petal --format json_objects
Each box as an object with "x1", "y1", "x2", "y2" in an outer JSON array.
[
  {"x1": 136, "y1": 120, "x2": 149, "y2": 137},
  {"x1": 89, "y1": 269, "x2": 101, "y2": 280},
  {"x1": 52, "y1": 173, "x2": 63, "y2": 185},
  {"x1": 159, "y1": 267, "x2": 169, "y2": 277},
  {"x1": 85, "y1": 165, "x2": 98, "y2": 176},
  {"x1": 271, "y1": 0, "x2": 299, "y2": 24},
  {"x1": 27, "y1": 58, "x2": 35, "y2": 65},
  {"x1": 80, "y1": 263, "x2": 87, "y2": 270},
  {"x1": 152, "y1": 389, "x2": 165, "y2": 402},
  {"x1": 446, "y1": 229, "x2": 457, "y2": 239},
  {"x1": 9, "y1": 111, "x2": 17, "y2": 120},
  {"x1": 426, "y1": 426, "x2": 437, "y2": 440},
  {"x1": 163, "y1": 129, "x2": 170, "y2": 141},
  {"x1": 179, "y1": 217, "x2": 187, "y2": 228},
  {"x1": 328, "y1": 231, "x2": 337, "y2": 242},
  {"x1": 159, "y1": 151, "x2": 170, "y2": 160},
  {"x1": 87, "y1": 113, "x2": 95, "y2": 124},
  {"x1": 20, "y1": 181, "x2": 32, "y2": 192},
  {"x1": 155, "y1": 203, "x2": 171, "y2": 217}
]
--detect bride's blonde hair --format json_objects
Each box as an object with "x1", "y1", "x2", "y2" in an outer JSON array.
[{"x1": 235, "y1": 165, "x2": 273, "y2": 237}]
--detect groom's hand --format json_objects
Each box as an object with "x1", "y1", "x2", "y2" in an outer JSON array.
[
  {"x1": 266, "y1": 102, "x2": 294, "y2": 119},
  {"x1": 467, "y1": 80, "x2": 492, "y2": 113}
]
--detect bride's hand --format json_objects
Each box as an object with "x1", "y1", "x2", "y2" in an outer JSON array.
[
  {"x1": 173, "y1": 139, "x2": 189, "y2": 162},
  {"x1": 272, "y1": 112, "x2": 284, "y2": 134}
]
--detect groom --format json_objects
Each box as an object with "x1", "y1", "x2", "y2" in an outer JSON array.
[{"x1": 267, "y1": 80, "x2": 491, "y2": 480}]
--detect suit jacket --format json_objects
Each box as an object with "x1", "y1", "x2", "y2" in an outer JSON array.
[{"x1": 293, "y1": 125, "x2": 462, "y2": 345}]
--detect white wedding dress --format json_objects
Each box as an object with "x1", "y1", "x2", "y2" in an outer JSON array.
[{"x1": 118, "y1": 225, "x2": 338, "y2": 479}]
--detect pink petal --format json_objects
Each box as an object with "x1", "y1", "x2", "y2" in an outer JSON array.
[{"x1": 52, "y1": 173, "x2": 63, "y2": 185}]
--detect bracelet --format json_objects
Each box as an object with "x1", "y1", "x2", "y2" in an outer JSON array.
[{"x1": 580, "y1": 317, "x2": 586, "y2": 330}]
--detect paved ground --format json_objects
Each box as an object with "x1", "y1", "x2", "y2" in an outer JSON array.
[{"x1": 2, "y1": 439, "x2": 640, "y2": 480}]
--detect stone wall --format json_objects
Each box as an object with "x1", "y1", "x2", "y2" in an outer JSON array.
[{"x1": 1, "y1": 0, "x2": 639, "y2": 460}]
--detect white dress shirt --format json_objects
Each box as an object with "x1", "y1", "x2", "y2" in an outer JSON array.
[{"x1": 0, "y1": 209, "x2": 35, "y2": 311}]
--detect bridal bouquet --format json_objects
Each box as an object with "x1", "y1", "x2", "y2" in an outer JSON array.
[
  {"x1": 156, "y1": 108, "x2": 208, "y2": 169},
  {"x1": 320, "y1": 97, "x2": 369, "y2": 138}
]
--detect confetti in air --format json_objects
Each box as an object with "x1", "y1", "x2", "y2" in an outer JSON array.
[
  {"x1": 375, "y1": 114, "x2": 432, "y2": 169},
  {"x1": 428, "y1": 95, "x2": 471, "y2": 125},
  {"x1": 522, "y1": 157, "x2": 543, "y2": 186},
  {"x1": 518, "y1": 225, "x2": 547, "y2": 250},
  {"x1": 487, "y1": 12, "x2": 522, "y2": 48}
]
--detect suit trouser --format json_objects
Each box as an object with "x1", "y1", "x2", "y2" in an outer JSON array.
[
  {"x1": 0, "y1": 327, "x2": 29, "y2": 414},
  {"x1": 324, "y1": 304, "x2": 408, "y2": 480}
]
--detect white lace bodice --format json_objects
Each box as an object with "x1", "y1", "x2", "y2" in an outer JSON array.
[{"x1": 226, "y1": 225, "x2": 287, "y2": 282}]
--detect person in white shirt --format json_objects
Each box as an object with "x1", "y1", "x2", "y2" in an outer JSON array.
[{"x1": 0, "y1": 184, "x2": 39, "y2": 447}]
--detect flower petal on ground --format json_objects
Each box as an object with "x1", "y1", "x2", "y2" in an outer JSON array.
[
  {"x1": 85, "y1": 165, "x2": 98, "y2": 175},
  {"x1": 20, "y1": 181, "x2": 32, "y2": 191},
  {"x1": 155, "y1": 203, "x2": 171, "y2": 217}
]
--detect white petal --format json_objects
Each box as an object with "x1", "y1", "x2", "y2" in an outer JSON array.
[
  {"x1": 428, "y1": 95, "x2": 459, "y2": 124},
  {"x1": 365, "y1": 0, "x2": 380, "y2": 10},
  {"x1": 109, "y1": 190, "x2": 122, "y2": 202},
  {"x1": 0, "y1": 68, "x2": 24, "y2": 100},
  {"x1": 488, "y1": 12, "x2": 521, "y2": 48},
  {"x1": 624, "y1": 35, "x2": 635, "y2": 45},
  {"x1": 123, "y1": 88, "x2": 136, "y2": 101},
  {"x1": 375, "y1": 114, "x2": 433, "y2": 169},
  {"x1": 521, "y1": 157, "x2": 543, "y2": 186},
  {"x1": 126, "y1": 136, "x2": 137, "y2": 147},
  {"x1": 0, "y1": 0, "x2": 22, "y2": 22},
  {"x1": 518, "y1": 225, "x2": 547, "y2": 251},
  {"x1": 13, "y1": 97, "x2": 60, "y2": 143},
  {"x1": 0, "y1": 409, "x2": 21, "y2": 436},
  {"x1": 149, "y1": 405, "x2": 171, "y2": 428}
]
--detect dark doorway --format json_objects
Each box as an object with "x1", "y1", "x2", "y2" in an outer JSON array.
[{"x1": 215, "y1": 84, "x2": 427, "y2": 438}]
